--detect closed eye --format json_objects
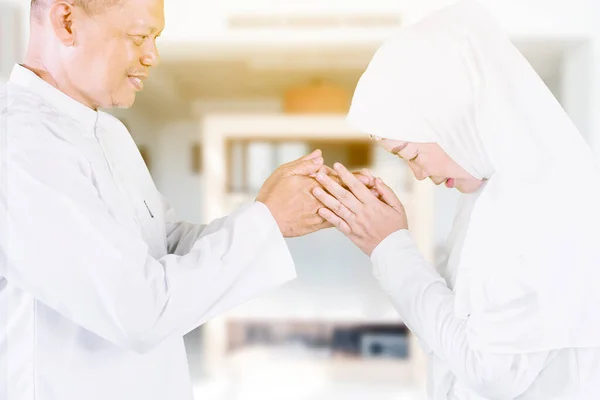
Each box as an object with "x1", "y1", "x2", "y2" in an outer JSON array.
[{"x1": 130, "y1": 35, "x2": 149, "y2": 46}]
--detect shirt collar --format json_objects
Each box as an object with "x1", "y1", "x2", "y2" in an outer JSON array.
[{"x1": 9, "y1": 64, "x2": 99, "y2": 133}]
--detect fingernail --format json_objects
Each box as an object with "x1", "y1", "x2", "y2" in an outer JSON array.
[
  {"x1": 313, "y1": 188, "x2": 323, "y2": 195},
  {"x1": 333, "y1": 162, "x2": 341, "y2": 170},
  {"x1": 376, "y1": 178, "x2": 383, "y2": 184},
  {"x1": 309, "y1": 173, "x2": 316, "y2": 178},
  {"x1": 316, "y1": 173, "x2": 325, "y2": 180},
  {"x1": 313, "y1": 157, "x2": 323, "y2": 164}
]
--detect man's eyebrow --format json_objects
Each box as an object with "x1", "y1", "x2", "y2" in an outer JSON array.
[{"x1": 129, "y1": 22, "x2": 162, "y2": 35}]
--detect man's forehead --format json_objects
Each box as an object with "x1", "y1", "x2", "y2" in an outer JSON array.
[
  {"x1": 115, "y1": 0, "x2": 165, "y2": 30},
  {"x1": 123, "y1": 0, "x2": 165, "y2": 25},
  {"x1": 128, "y1": 18, "x2": 164, "y2": 32}
]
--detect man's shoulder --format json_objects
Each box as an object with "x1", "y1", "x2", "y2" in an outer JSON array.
[
  {"x1": 1, "y1": 83, "x2": 86, "y2": 160},
  {"x1": 2, "y1": 81, "x2": 51, "y2": 116},
  {"x1": 2, "y1": 82, "x2": 79, "y2": 135}
]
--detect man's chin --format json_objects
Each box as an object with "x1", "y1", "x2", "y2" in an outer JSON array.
[
  {"x1": 111, "y1": 95, "x2": 136, "y2": 109},
  {"x1": 113, "y1": 102, "x2": 134, "y2": 109}
]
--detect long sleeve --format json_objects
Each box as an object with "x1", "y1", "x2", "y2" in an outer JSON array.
[
  {"x1": 370, "y1": 230, "x2": 554, "y2": 399},
  {"x1": 1, "y1": 134, "x2": 296, "y2": 354},
  {"x1": 159, "y1": 193, "x2": 209, "y2": 256}
]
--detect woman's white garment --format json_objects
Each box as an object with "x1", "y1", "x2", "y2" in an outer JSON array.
[
  {"x1": 0, "y1": 64, "x2": 297, "y2": 400},
  {"x1": 346, "y1": 0, "x2": 600, "y2": 397},
  {"x1": 372, "y1": 187, "x2": 600, "y2": 399},
  {"x1": 372, "y1": 229, "x2": 600, "y2": 399}
]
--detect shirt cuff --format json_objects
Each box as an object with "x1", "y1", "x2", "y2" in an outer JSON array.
[
  {"x1": 370, "y1": 229, "x2": 416, "y2": 279},
  {"x1": 370, "y1": 229, "x2": 444, "y2": 300},
  {"x1": 247, "y1": 200, "x2": 296, "y2": 281}
]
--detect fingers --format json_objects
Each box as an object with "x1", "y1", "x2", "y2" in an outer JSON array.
[
  {"x1": 279, "y1": 149, "x2": 323, "y2": 176},
  {"x1": 332, "y1": 163, "x2": 376, "y2": 204},
  {"x1": 361, "y1": 168, "x2": 376, "y2": 186},
  {"x1": 370, "y1": 188, "x2": 382, "y2": 198},
  {"x1": 352, "y1": 168, "x2": 376, "y2": 188},
  {"x1": 311, "y1": 164, "x2": 379, "y2": 198},
  {"x1": 314, "y1": 171, "x2": 362, "y2": 213},
  {"x1": 285, "y1": 156, "x2": 324, "y2": 176},
  {"x1": 375, "y1": 178, "x2": 403, "y2": 211},
  {"x1": 355, "y1": 175, "x2": 370, "y2": 185},
  {"x1": 301, "y1": 149, "x2": 322, "y2": 161},
  {"x1": 314, "y1": 218, "x2": 334, "y2": 231},
  {"x1": 314, "y1": 165, "x2": 375, "y2": 192},
  {"x1": 318, "y1": 165, "x2": 337, "y2": 176},
  {"x1": 311, "y1": 165, "x2": 338, "y2": 181},
  {"x1": 353, "y1": 169, "x2": 379, "y2": 197},
  {"x1": 353, "y1": 172, "x2": 373, "y2": 187},
  {"x1": 312, "y1": 186, "x2": 355, "y2": 222},
  {"x1": 304, "y1": 215, "x2": 334, "y2": 235},
  {"x1": 317, "y1": 165, "x2": 367, "y2": 190},
  {"x1": 318, "y1": 208, "x2": 352, "y2": 235},
  {"x1": 318, "y1": 166, "x2": 375, "y2": 187}
]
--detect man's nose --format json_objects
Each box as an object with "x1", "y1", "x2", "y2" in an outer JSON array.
[{"x1": 141, "y1": 42, "x2": 160, "y2": 68}]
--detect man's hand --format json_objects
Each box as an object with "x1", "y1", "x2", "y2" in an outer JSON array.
[{"x1": 256, "y1": 150, "x2": 333, "y2": 238}]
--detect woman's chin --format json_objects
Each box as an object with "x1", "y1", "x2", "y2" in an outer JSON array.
[{"x1": 455, "y1": 179, "x2": 485, "y2": 194}]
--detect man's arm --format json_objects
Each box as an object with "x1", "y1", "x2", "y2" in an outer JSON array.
[
  {"x1": 159, "y1": 193, "x2": 209, "y2": 256},
  {"x1": 1, "y1": 136, "x2": 327, "y2": 354},
  {"x1": 161, "y1": 152, "x2": 332, "y2": 255}
]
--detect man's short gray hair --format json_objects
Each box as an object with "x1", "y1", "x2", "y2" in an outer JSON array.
[{"x1": 30, "y1": 0, "x2": 123, "y2": 21}]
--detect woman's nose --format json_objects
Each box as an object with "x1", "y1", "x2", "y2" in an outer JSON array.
[{"x1": 412, "y1": 166, "x2": 428, "y2": 181}]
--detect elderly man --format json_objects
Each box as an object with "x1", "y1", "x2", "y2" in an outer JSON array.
[{"x1": 0, "y1": 0, "x2": 333, "y2": 399}]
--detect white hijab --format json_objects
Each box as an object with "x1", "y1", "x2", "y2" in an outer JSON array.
[{"x1": 347, "y1": 0, "x2": 600, "y2": 353}]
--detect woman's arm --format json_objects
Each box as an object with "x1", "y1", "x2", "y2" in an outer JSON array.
[
  {"x1": 372, "y1": 230, "x2": 554, "y2": 399},
  {"x1": 310, "y1": 164, "x2": 555, "y2": 398}
]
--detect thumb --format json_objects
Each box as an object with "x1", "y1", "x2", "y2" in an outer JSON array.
[
  {"x1": 375, "y1": 178, "x2": 403, "y2": 211},
  {"x1": 286, "y1": 156, "x2": 324, "y2": 176}
]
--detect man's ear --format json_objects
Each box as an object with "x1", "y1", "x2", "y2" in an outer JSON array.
[{"x1": 49, "y1": 1, "x2": 76, "y2": 46}]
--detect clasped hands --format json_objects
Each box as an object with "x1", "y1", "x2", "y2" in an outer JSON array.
[{"x1": 256, "y1": 149, "x2": 408, "y2": 256}]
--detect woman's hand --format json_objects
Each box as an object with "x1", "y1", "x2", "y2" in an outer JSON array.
[
  {"x1": 312, "y1": 162, "x2": 408, "y2": 256},
  {"x1": 312, "y1": 166, "x2": 382, "y2": 199}
]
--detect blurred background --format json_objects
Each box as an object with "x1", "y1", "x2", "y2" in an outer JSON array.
[{"x1": 2, "y1": 0, "x2": 600, "y2": 399}]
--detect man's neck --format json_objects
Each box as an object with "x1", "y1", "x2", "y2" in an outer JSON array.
[{"x1": 21, "y1": 52, "x2": 98, "y2": 111}]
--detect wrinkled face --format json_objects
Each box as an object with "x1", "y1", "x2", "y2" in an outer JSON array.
[
  {"x1": 59, "y1": 0, "x2": 164, "y2": 108},
  {"x1": 373, "y1": 137, "x2": 484, "y2": 193}
]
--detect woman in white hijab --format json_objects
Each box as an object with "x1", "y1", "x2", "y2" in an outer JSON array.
[{"x1": 312, "y1": 0, "x2": 600, "y2": 398}]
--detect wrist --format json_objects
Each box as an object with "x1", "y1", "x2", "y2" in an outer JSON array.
[
  {"x1": 254, "y1": 197, "x2": 284, "y2": 235},
  {"x1": 370, "y1": 229, "x2": 410, "y2": 259}
]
